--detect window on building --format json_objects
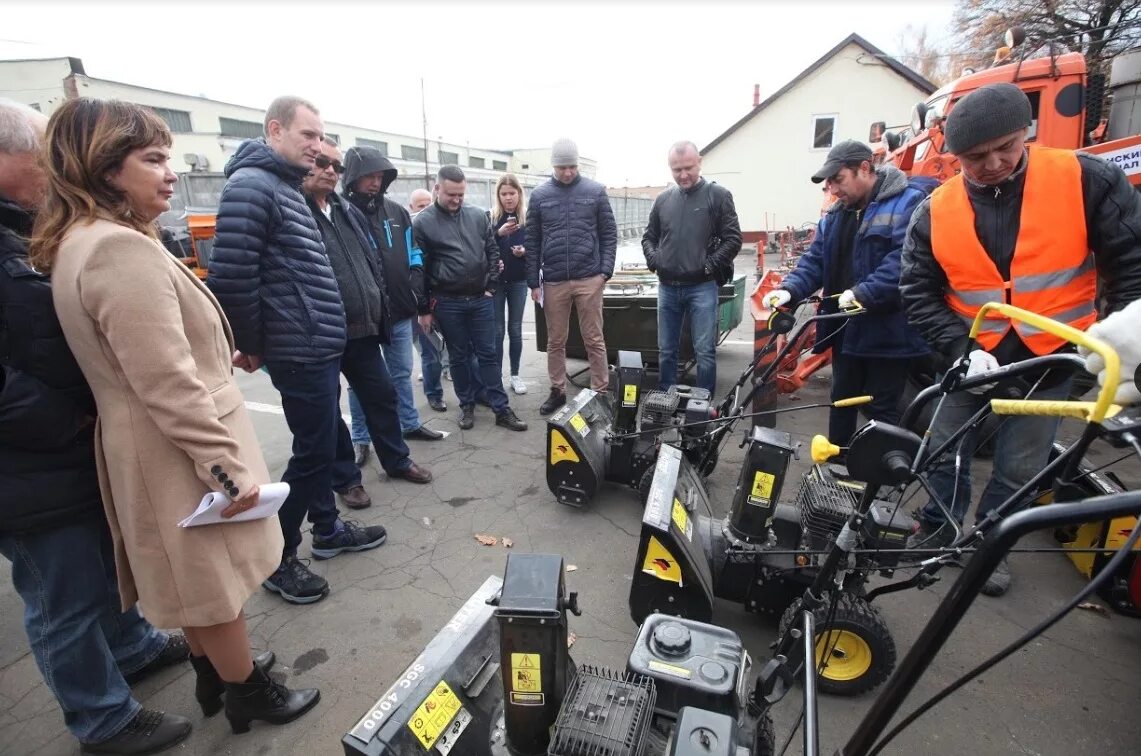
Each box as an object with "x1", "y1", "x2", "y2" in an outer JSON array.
[
  {"x1": 521, "y1": 163, "x2": 529, "y2": 170},
  {"x1": 357, "y1": 138, "x2": 388, "y2": 155},
  {"x1": 325, "y1": 133, "x2": 340, "y2": 145},
  {"x1": 219, "y1": 117, "x2": 263, "y2": 139},
  {"x1": 492, "y1": 160, "x2": 508, "y2": 171},
  {"x1": 438, "y1": 150, "x2": 459, "y2": 165},
  {"x1": 812, "y1": 115, "x2": 836, "y2": 150},
  {"x1": 469, "y1": 156, "x2": 485, "y2": 169},
  {"x1": 401, "y1": 144, "x2": 427, "y2": 162},
  {"x1": 145, "y1": 106, "x2": 192, "y2": 133}
]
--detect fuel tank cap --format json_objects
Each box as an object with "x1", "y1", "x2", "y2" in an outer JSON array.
[{"x1": 651, "y1": 621, "x2": 692, "y2": 656}]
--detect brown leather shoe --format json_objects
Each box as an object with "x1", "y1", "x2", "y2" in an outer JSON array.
[
  {"x1": 390, "y1": 462, "x2": 433, "y2": 484},
  {"x1": 335, "y1": 484, "x2": 372, "y2": 510}
]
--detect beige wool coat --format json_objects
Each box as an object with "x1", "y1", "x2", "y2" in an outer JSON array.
[{"x1": 50, "y1": 218, "x2": 283, "y2": 628}]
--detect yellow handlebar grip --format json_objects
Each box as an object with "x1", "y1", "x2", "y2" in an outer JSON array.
[
  {"x1": 971, "y1": 303, "x2": 1119, "y2": 423},
  {"x1": 811, "y1": 435, "x2": 841, "y2": 463},
  {"x1": 990, "y1": 399, "x2": 1122, "y2": 420},
  {"x1": 833, "y1": 395, "x2": 873, "y2": 408}
]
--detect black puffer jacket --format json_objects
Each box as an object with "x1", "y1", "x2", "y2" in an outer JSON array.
[
  {"x1": 525, "y1": 174, "x2": 617, "y2": 288},
  {"x1": 642, "y1": 178, "x2": 742, "y2": 284},
  {"x1": 342, "y1": 147, "x2": 426, "y2": 321},
  {"x1": 412, "y1": 201, "x2": 500, "y2": 308},
  {"x1": 901, "y1": 151, "x2": 1141, "y2": 367},
  {"x1": 0, "y1": 197, "x2": 101, "y2": 534},
  {"x1": 208, "y1": 139, "x2": 346, "y2": 362}
]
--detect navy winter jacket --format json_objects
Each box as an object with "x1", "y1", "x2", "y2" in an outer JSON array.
[
  {"x1": 525, "y1": 175, "x2": 617, "y2": 289},
  {"x1": 208, "y1": 139, "x2": 346, "y2": 363},
  {"x1": 781, "y1": 166, "x2": 930, "y2": 360},
  {"x1": 0, "y1": 197, "x2": 102, "y2": 534}
]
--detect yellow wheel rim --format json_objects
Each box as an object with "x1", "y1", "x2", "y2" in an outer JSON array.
[{"x1": 815, "y1": 629, "x2": 873, "y2": 681}]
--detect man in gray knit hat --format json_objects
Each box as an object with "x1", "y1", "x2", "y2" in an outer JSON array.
[
  {"x1": 900, "y1": 82, "x2": 1141, "y2": 596},
  {"x1": 525, "y1": 138, "x2": 617, "y2": 414}
]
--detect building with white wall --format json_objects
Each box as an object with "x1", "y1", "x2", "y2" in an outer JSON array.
[
  {"x1": 700, "y1": 34, "x2": 935, "y2": 240},
  {"x1": 0, "y1": 56, "x2": 596, "y2": 211}
]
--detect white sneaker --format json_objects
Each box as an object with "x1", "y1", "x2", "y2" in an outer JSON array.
[{"x1": 510, "y1": 375, "x2": 527, "y2": 395}]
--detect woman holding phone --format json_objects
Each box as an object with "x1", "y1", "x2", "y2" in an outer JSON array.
[
  {"x1": 491, "y1": 174, "x2": 530, "y2": 394},
  {"x1": 30, "y1": 99, "x2": 318, "y2": 738}
]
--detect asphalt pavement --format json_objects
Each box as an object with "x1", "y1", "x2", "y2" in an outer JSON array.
[{"x1": 2, "y1": 250, "x2": 1140, "y2": 755}]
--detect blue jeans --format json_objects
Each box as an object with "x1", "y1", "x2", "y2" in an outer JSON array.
[
  {"x1": 418, "y1": 329, "x2": 445, "y2": 402},
  {"x1": 264, "y1": 357, "x2": 343, "y2": 553},
  {"x1": 349, "y1": 319, "x2": 423, "y2": 441},
  {"x1": 657, "y1": 280, "x2": 719, "y2": 394},
  {"x1": 920, "y1": 377, "x2": 1072, "y2": 526},
  {"x1": 0, "y1": 518, "x2": 168, "y2": 744},
  {"x1": 433, "y1": 295, "x2": 509, "y2": 412},
  {"x1": 332, "y1": 338, "x2": 413, "y2": 489},
  {"x1": 494, "y1": 280, "x2": 529, "y2": 376}
]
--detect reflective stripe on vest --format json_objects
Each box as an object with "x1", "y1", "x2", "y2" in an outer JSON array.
[{"x1": 930, "y1": 146, "x2": 1094, "y2": 355}]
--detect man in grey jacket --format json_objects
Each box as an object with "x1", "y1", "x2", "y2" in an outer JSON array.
[
  {"x1": 525, "y1": 138, "x2": 618, "y2": 414},
  {"x1": 642, "y1": 141, "x2": 741, "y2": 393}
]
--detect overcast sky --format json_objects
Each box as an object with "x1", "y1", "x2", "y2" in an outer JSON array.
[{"x1": 1, "y1": 1, "x2": 956, "y2": 184}]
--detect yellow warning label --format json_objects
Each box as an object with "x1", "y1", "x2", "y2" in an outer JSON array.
[
  {"x1": 569, "y1": 413, "x2": 587, "y2": 434},
  {"x1": 407, "y1": 680, "x2": 462, "y2": 750},
  {"x1": 549, "y1": 429, "x2": 580, "y2": 465},
  {"x1": 648, "y1": 659, "x2": 693, "y2": 680},
  {"x1": 671, "y1": 498, "x2": 689, "y2": 537},
  {"x1": 623, "y1": 384, "x2": 638, "y2": 407},
  {"x1": 642, "y1": 535, "x2": 683, "y2": 585},
  {"x1": 750, "y1": 471, "x2": 775, "y2": 500},
  {"x1": 511, "y1": 653, "x2": 542, "y2": 692}
]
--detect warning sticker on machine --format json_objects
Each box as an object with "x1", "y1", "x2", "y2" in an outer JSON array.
[
  {"x1": 748, "y1": 471, "x2": 775, "y2": 505},
  {"x1": 648, "y1": 660, "x2": 693, "y2": 680},
  {"x1": 569, "y1": 413, "x2": 589, "y2": 437},
  {"x1": 671, "y1": 498, "x2": 693, "y2": 541},
  {"x1": 433, "y1": 707, "x2": 471, "y2": 755},
  {"x1": 622, "y1": 384, "x2": 638, "y2": 407},
  {"x1": 509, "y1": 692, "x2": 546, "y2": 706},
  {"x1": 549, "y1": 429, "x2": 580, "y2": 465},
  {"x1": 642, "y1": 535, "x2": 683, "y2": 585},
  {"x1": 407, "y1": 681, "x2": 463, "y2": 751},
  {"x1": 511, "y1": 653, "x2": 542, "y2": 693}
]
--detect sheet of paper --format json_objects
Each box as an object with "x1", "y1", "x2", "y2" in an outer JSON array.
[{"x1": 179, "y1": 482, "x2": 290, "y2": 528}]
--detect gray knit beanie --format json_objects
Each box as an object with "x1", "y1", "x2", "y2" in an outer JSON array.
[
  {"x1": 943, "y1": 83, "x2": 1032, "y2": 154},
  {"x1": 551, "y1": 137, "x2": 579, "y2": 167}
]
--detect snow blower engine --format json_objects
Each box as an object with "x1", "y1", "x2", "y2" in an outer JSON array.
[
  {"x1": 546, "y1": 351, "x2": 718, "y2": 507},
  {"x1": 342, "y1": 552, "x2": 774, "y2": 756}
]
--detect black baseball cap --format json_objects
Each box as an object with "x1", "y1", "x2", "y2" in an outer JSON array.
[{"x1": 811, "y1": 140, "x2": 874, "y2": 184}]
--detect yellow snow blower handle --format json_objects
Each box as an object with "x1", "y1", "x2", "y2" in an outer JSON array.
[
  {"x1": 833, "y1": 395, "x2": 873, "y2": 408},
  {"x1": 811, "y1": 435, "x2": 841, "y2": 463},
  {"x1": 972, "y1": 303, "x2": 1120, "y2": 424}
]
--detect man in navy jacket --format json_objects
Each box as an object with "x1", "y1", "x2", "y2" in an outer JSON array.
[{"x1": 768, "y1": 140, "x2": 929, "y2": 446}]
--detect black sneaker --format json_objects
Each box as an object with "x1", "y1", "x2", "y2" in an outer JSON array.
[
  {"x1": 980, "y1": 556, "x2": 1012, "y2": 597},
  {"x1": 310, "y1": 519, "x2": 387, "y2": 560},
  {"x1": 428, "y1": 396, "x2": 447, "y2": 412},
  {"x1": 123, "y1": 633, "x2": 190, "y2": 685},
  {"x1": 495, "y1": 409, "x2": 527, "y2": 431},
  {"x1": 539, "y1": 389, "x2": 566, "y2": 416},
  {"x1": 263, "y1": 555, "x2": 329, "y2": 604},
  {"x1": 81, "y1": 708, "x2": 192, "y2": 754},
  {"x1": 459, "y1": 405, "x2": 475, "y2": 429}
]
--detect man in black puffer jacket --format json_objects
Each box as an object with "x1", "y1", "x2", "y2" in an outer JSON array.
[
  {"x1": 1, "y1": 98, "x2": 191, "y2": 753},
  {"x1": 341, "y1": 146, "x2": 443, "y2": 448},
  {"x1": 209, "y1": 96, "x2": 354, "y2": 606},
  {"x1": 525, "y1": 138, "x2": 617, "y2": 414}
]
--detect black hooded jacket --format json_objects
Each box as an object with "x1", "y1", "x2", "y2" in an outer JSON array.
[
  {"x1": 0, "y1": 196, "x2": 102, "y2": 534},
  {"x1": 342, "y1": 147, "x2": 426, "y2": 321}
]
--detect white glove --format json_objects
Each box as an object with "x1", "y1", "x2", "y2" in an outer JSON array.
[
  {"x1": 767, "y1": 289, "x2": 791, "y2": 308},
  {"x1": 838, "y1": 289, "x2": 857, "y2": 310},
  {"x1": 965, "y1": 349, "x2": 1000, "y2": 394},
  {"x1": 1082, "y1": 299, "x2": 1141, "y2": 405}
]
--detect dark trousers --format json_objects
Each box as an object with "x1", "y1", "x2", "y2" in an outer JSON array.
[
  {"x1": 265, "y1": 357, "x2": 342, "y2": 556},
  {"x1": 828, "y1": 352, "x2": 910, "y2": 446},
  {"x1": 331, "y1": 337, "x2": 413, "y2": 489},
  {"x1": 433, "y1": 294, "x2": 509, "y2": 412}
]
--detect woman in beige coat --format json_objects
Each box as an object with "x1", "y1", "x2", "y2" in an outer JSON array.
[{"x1": 29, "y1": 99, "x2": 319, "y2": 737}]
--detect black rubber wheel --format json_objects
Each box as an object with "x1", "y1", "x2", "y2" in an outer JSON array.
[
  {"x1": 637, "y1": 465, "x2": 655, "y2": 506},
  {"x1": 777, "y1": 593, "x2": 896, "y2": 696}
]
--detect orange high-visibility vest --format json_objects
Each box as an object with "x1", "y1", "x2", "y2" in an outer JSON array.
[{"x1": 930, "y1": 146, "x2": 1095, "y2": 355}]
